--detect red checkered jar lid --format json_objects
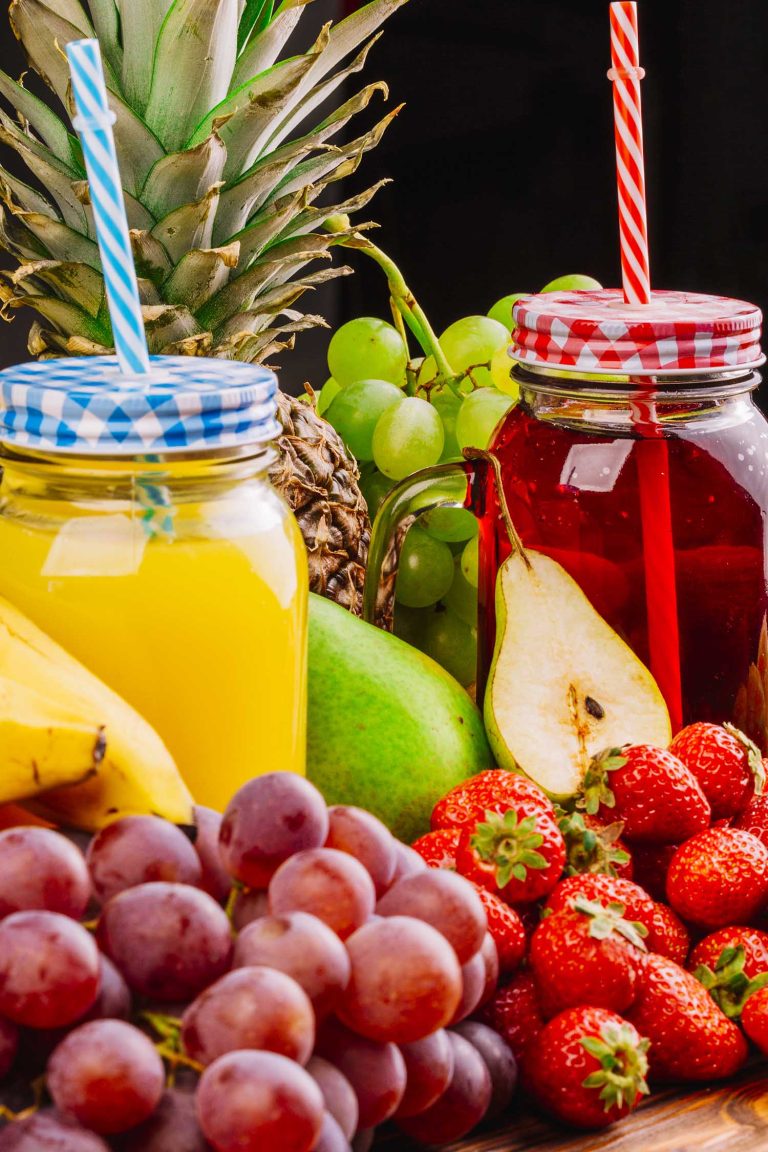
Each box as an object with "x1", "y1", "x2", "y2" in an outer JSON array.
[{"x1": 510, "y1": 289, "x2": 764, "y2": 377}]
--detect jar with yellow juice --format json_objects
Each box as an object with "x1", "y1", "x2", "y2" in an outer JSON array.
[{"x1": 0, "y1": 356, "x2": 307, "y2": 810}]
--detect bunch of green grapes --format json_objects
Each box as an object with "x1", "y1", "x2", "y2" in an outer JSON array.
[{"x1": 319, "y1": 273, "x2": 601, "y2": 688}]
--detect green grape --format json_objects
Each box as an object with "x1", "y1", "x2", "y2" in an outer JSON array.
[
  {"x1": 416, "y1": 355, "x2": 438, "y2": 390},
  {"x1": 443, "y1": 558, "x2": 477, "y2": 625},
  {"x1": 430, "y1": 386, "x2": 462, "y2": 462},
  {"x1": 372, "y1": 397, "x2": 444, "y2": 481},
  {"x1": 408, "y1": 477, "x2": 476, "y2": 544},
  {"x1": 461, "y1": 536, "x2": 478, "y2": 587},
  {"x1": 359, "y1": 469, "x2": 394, "y2": 519},
  {"x1": 328, "y1": 318, "x2": 408, "y2": 386},
  {"x1": 393, "y1": 604, "x2": 430, "y2": 649},
  {"x1": 455, "y1": 388, "x2": 515, "y2": 451},
  {"x1": 540, "y1": 273, "x2": 603, "y2": 293},
  {"x1": 487, "y1": 293, "x2": 528, "y2": 331},
  {"x1": 423, "y1": 609, "x2": 477, "y2": 687},
  {"x1": 395, "y1": 526, "x2": 455, "y2": 609},
  {"x1": 440, "y1": 316, "x2": 509, "y2": 389},
  {"x1": 327, "y1": 379, "x2": 402, "y2": 461},
  {"x1": 489, "y1": 346, "x2": 520, "y2": 399},
  {"x1": 317, "y1": 378, "x2": 341, "y2": 416}
]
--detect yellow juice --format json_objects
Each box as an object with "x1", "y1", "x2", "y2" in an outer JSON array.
[{"x1": 0, "y1": 469, "x2": 307, "y2": 811}]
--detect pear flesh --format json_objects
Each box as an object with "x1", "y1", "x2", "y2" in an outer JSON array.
[{"x1": 484, "y1": 550, "x2": 672, "y2": 800}]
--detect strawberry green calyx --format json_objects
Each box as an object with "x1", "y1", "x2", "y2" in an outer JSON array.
[
  {"x1": 724, "y1": 723, "x2": 766, "y2": 797},
  {"x1": 581, "y1": 1023, "x2": 651, "y2": 1112},
  {"x1": 581, "y1": 748, "x2": 628, "y2": 816},
  {"x1": 556, "y1": 808, "x2": 631, "y2": 878},
  {"x1": 694, "y1": 945, "x2": 768, "y2": 1019},
  {"x1": 470, "y1": 809, "x2": 548, "y2": 888},
  {"x1": 570, "y1": 897, "x2": 648, "y2": 951}
]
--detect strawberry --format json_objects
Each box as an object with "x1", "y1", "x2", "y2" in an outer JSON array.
[
  {"x1": 625, "y1": 953, "x2": 748, "y2": 1082},
  {"x1": 733, "y1": 789, "x2": 768, "y2": 848},
  {"x1": 666, "y1": 827, "x2": 768, "y2": 929},
  {"x1": 411, "y1": 829, "x2": 460, "y2": 869},
  {"x1": 646, "y1": 902, "x2": 690, "y2": 967},
  {"x1": 456, "y1": 805, "x2": 566, "y2": 905},
  {"x1": 669, "y1": 722, "x2": 765, "y2": 820},
  {"x1": 581, "y1": 744, "x2": 711, "y2": 844},
  {"x1": 740, "y1": 985, "x2": 768, "y2": 1053},
  {"x1": 472, "y1": 885, "x2": 526, "y2": 976},
  {"x1": 545, "y1": 874, "x2": 683, "y2": 962},
  {"x1": 478, "y1": 970, "x2": 545, "y2": 1064},
  {"x1": 688, "y1": 927, "x2": 768, "y2": 1019},
  {"x1": 529, "y1": 898, "x2": 647, "y2": 1018},
  {"x1": 555, "y1": 808, "x2": 633, "y2": 880},
  {"x1": 523, "y1": 1006, "x2": 649, "y2": 1130},
  {"x1": 630, "y1": 842, "x2": 679, "y2": 901},
  {"x1": 431, "y1": 770, "x2": 554, "y2": 832}
]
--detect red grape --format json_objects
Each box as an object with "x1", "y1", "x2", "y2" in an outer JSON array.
[
  {"x1": 394, "y1": 1029, "x2": 454, "y2": 1119},
  {"x1": 97, "y1": 882, "x2": 232, "y2": 1001},
  {"x1": 450, "y1": 948, "x2": 486, "y2": 1024},
  {"x1": 219, "y1": 774, "x2": 329, "y2": 889},
  {"x1": 181, "y1": 966, "x2": 315, "y2": 1066},
  {"x1": 0, "y1": 1110, "x2": 111, "y2": 1150},
  {"x1": 231, "y1": 888, "x2": 269, "y2": 930},
  {"x1": 478, "y1": 932, "x2": 500, "y2": 1007},
  {"x1": 0, "y1": 1015, "x2": 18, "y2": 1078},
  {"x1": 452, "y1": 1021, "x2": 518, "y2": 1121},
  {"x1": 315, "y1": 1019, "x2": 406, "y2": 1127},
  {"x1": 21, "y1": 953, "x2": 131, "y2": 1066},
  {"x1": 390, "y1": 842, "x2": 428, "y2": 884},
  {"x1": 396, "y1": 1030, "x2": 492, "y2": 1143},
  {"x1": 111, "y1": 1087, "x2": 209, "y2": 1152},
  {"x1": 196, "y1": 1049, "x2": 323, "y2": 1152},
  {"x1": 306, "y1": 1057, "x2": 359, "y2": 1141},
  {"x1": 339, "y1": 916, "x2": 462, "y2": 1043},
  {"x1": 233, "y1": 912, "x2": 350, "y2": 1019},
  {"x1": 326, "y1": 807, "x2": 396, "y2": 895},
  {"x1": 312, "y1": 1113, "x2": 351, "y2": 1152},
  {"x1": 376, "y1": 870, "x2": 486, "y2": 963},
  {"x1": 0, "y1": 911, "x2": 99, "y2": 1028},
  {"x1": 269, "y1": 849, "x2": 375, "y2": 940},
  {"x1": 192, "y1": 806, "x2": 231, "y2": 904},
  {"x1": 0, "y1": 828, "x2": 91, "y2": 920},
  {"x1": 86, "y1": 816, "x2": 201, "y2": 903},
  {"x1": 47, "y1": 1019, "x2": 165, "y2": 1134}
]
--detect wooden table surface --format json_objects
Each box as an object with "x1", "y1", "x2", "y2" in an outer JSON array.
[{"x1": 376, "y1": 1062, "x2": 768, "y2": 1151}]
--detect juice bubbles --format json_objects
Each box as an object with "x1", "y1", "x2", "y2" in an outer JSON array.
[{"x1": 0, "y1": 358, "x2": 308, "y2": 811}]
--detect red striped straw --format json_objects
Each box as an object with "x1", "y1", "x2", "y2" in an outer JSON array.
[{"x1": 608, "y1": 1, "x2": 683, "y2": 732}]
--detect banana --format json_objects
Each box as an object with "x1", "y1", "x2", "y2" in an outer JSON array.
[{"x1": 0, "y1": 596, "x2": 194, "y2": 830}]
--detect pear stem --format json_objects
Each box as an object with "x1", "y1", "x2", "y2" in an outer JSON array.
[{"x1": 462, "y1": 448, "x2": 531, "y2": 571}]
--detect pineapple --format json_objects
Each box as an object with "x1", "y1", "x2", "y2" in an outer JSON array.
[{"x1": 0, "y1": 0, "x2": 406, "y2": 612}]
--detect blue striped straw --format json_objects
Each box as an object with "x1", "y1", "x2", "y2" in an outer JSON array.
[{"x1": 66, "y1": 40, "x2": 150, "y2": 376}]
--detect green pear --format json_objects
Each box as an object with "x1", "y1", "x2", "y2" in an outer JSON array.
[
  {"x1": 307, "y1": 594, "x2": 492, "y2": 842},
  {"x1": 484, "y1": 550, "x2": 671, "y2": 801}
]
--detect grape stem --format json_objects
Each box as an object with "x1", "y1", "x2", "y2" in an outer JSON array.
[{"x1": 329, "y1": 225, "x2": 461, "y2": 393}]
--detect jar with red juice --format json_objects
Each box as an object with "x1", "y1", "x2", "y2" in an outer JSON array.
[{"x1": 364, "y1": 289, "x2": 768, "y2": 756}]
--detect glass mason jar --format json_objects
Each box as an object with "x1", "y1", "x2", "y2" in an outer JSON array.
[
  {"x1": 0, "y1": 356, "x2": 308, "y2": 810},
  {"x1": 365, "y1": 290, "x2": 768, "y2": 748}
]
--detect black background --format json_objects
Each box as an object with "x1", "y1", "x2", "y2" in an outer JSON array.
[{"x1": 1, "y1": 0, "x2": 767, "y2": 391}]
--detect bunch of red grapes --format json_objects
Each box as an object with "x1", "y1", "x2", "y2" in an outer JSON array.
[{"x1": 0, "y1": 774, "x2": 516, "y2": 1151}]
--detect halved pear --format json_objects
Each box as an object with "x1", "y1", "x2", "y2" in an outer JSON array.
[{"x1": 484, "y1": 550, "x2": 672, "y2": 800}]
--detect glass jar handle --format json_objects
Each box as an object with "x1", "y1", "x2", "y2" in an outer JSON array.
[{"x1": 362, "y1": 459, "x2": 486, "y2": 631}]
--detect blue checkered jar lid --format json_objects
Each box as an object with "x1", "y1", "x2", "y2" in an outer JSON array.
[{"x1": 0, "y1": 356, "x2": 280, "y2": 455}]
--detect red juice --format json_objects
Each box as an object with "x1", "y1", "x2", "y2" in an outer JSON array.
[{"x1": 477, "y1": 396, "x2": 768, "y2": 745}]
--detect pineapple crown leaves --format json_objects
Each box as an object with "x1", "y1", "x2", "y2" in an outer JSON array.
[
  {"x1": 568, "y1": 896, "x2": 648, "y2": 952},
  {"x1": 469, "y1": 808, "x2": 548, "y2": 889},
  {"x1": 0, "y1": 0, "x2": 407, "y2": 363},
  {"x1": 694, "y1": 944, "x2": 768, "y2": 1020},
  {"x1": 723, "y1": 722, "x2": 766, "y2": 797},
  {"x1": 580, "y1": 1022, "x2": 651, "y2": 1113},
  {"x1": 555, "y1": 806, "x2": 631, "y2": 880},
  {"x1": 580, "y1": 747, "x2": 629, "y2": 817}
]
